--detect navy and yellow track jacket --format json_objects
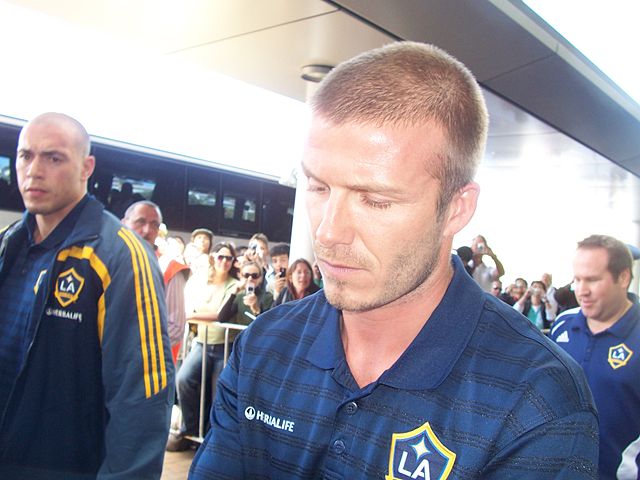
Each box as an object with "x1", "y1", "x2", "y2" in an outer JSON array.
[{"x1": 0, "y1": 196, "x2": 174, "y2": 479}]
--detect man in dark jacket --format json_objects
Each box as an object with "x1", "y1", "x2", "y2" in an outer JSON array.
[{"x1": 0, "y1": 112, "x2": 174, "y2": 479}]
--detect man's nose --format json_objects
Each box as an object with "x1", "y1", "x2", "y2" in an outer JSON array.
[
  {"x1": 313, "y1": 192, "x2": 354, "y2": 247},
  {"x1": 26, "y1": 155, "x2": 46, "y2": 177}
]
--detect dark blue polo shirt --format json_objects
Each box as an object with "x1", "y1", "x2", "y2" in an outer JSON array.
[
  {"x1": 190, "y1": 257, "x2": 598, "y2": 479},
  {"x1": 0, "y1": 196, "x2": 89, "y2": 415},
  {"x1": 551, "y1": 302, "x2": 640, "y2": 479}
]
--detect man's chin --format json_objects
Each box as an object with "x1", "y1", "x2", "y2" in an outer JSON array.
[{"x1": 323, "y1": 283, "x2": 376, "y2": 313}]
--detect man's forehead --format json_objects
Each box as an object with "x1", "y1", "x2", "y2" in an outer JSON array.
[
  {"x1": 134, "y1": 208, "x2": 160, "y2": 221},
  {"x1": 19, "y1": 120, "x2": 80, "y2": 151}
]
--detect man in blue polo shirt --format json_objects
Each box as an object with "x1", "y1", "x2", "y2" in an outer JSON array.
[
  {"x1": 551, "y1": 234, "x2": 640, "y2": 479},
  {"x1": 190, "y1": 42, "x2": 598, "y2": 479}
]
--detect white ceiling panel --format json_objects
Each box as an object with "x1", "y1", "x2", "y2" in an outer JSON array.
[
  {"x1": 169, "y1": 9, "x2": 394, "y2": 101},
  {"x1": 4, "y1": 0, "x2": 336, "y2": 52}
]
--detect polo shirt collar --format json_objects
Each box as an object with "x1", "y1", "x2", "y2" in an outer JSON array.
[
  {"x1": 572, "y1": 296, "x2": 640, "y2": 339},
  {"x1": 306, "y1": 255, "x2": 486, "y2": 390},
  {"x1": 593, "y1": 299, "x2": 639, "y2": 339}
]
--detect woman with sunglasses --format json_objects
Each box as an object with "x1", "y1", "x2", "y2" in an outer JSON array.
[
  {"x1": 170, "y1": 242, "x2": 238, "y2": 451},
  {"x1": 218, "y1": 260, "x2": 274, "y2": 327},
  {"x1": 273, "y1": 258, "x2": 320, "y2": 306}
]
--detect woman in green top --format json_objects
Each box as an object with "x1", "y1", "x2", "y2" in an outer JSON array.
[{"x1": 171, "y1": 242, "x2": 238, "y2": 448}]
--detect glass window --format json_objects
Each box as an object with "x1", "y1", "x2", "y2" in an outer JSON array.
[
  {"x1": 0, "y1": 156, "x2": 10, "y2": 184},
  {"x1": 185, "y1": 168, "x2": 220, "y2": 232},
  {"x1": 220, "y1": 174, "x2": 259, "y2": 236},
  {"x1": 223, "y1": 195, "x2": 236, "y2": 219},
  {"x1": 188, "y1": 186, "x2": 217, "y2": 207}
]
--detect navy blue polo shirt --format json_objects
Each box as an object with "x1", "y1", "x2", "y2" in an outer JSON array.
[
  {"x1": 0, "y1": 196, "x2": 89, "y2": 415},
  {"x1": 551, "y1": 302, "x2": 640, "y2": 479},
  {"x1": 190, "y1": 257, "x2": 598, "y2": 479}
]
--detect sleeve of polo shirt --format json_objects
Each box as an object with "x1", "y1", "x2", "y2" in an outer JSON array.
[
  {"x1": 480, "y1": 409, "x2": 599, "y2": 478},
  {"x1": 189, "y1": 335, "x2": 244, "y2": 478},
  {"x1": 98, "y1": 228, "x2": 175, "y2": 479}
]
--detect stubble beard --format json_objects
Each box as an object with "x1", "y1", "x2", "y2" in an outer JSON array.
[{"x1": 319, "y1": 228, "x2": 444, "y2": 313}]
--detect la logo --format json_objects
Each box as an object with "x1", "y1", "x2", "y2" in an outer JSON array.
[
  {"x1": 608, "y1": 343, "x2": 633, "y2": 369},
  {"x1": 55, "y1": 268, "x2": 85, "y2": 307},
  {"x1": 386, "y1": 422, "x2": 456, "y2": 480}
]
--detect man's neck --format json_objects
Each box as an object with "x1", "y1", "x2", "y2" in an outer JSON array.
[
  {"x1": 33, "y1": 205, "x2": 77, "y2": 244},
  {"x1": 587, "y1": 298, "x2": 632, "y2": 334},
  {"x1": 341, "y1": 260, "x2": 454, "y2": 388}
]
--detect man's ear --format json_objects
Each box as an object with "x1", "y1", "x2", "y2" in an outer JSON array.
[
  {"x1": 82, "y1": 155, "x2": 96, "y2": 181},
  {"x1": 442, "y1": 182, "x2": 479, "y2": 237},
  {"x1": 618, "y1": 268, "x2": 632, "y2": 290}
]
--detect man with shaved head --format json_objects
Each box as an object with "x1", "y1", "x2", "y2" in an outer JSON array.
[{"x1": 0, "y1": 113, "x2": 173, "y2": 478}]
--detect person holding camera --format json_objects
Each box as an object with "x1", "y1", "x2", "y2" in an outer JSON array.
[
  {"x1": 267, "y1": 243, "x2": 290, "y2": 297},
  {"x1": 470, "y1": 234, "x2": 505, "y2": 292},
  {"x1": 513, "y1": 280, "x2": 555, "y2": 330},
  {"x1": 218, "y1": 260, "x2": 274, "y2": 326},
  {"x1": 244, "y1": 232, "x2": 270, "y2": 270}
]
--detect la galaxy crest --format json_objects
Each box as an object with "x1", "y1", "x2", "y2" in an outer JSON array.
[
  {"x1": 608, "y1": 343, "x2": 633, "y2": 369},
  {"x1": 386, "y1": 422, "x2": 456, "y2": 480},
  {"x1": 54, "y1": 268, "x2": 85, "y2": 307}
]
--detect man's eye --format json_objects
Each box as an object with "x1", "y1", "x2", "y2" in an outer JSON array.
[
  {"x1": 306, "y1": 179, "x2": 327, "y2": 193},
  {"x1": 362, "y1": 195, "x2": 391, "y2": 210}
]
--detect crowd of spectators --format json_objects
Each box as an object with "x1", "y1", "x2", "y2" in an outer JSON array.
[
  {"x1": 458, "y1": 234, "x2": 579, "y2": 331},
  {"x1": 149, "y1": 224, "x2": 318, "y2": 451}
]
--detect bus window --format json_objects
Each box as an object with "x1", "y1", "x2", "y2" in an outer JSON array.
[
  {"x1": 185, "y1": 168, "x2": 220, "y2": 233},
  {"x1": 0, "y1": 155, "x2": 13, "y2": 210},
  {"x1": 261, "y1": 183, "x2": 294, "y2": 242},
  {"x1": 0, "y1": 156, "x2": 10, "y2": 184},
  {"x1": 189, "y1": 187, "x2": 216, "y2": 207},
  {"x1": 220, "y1": 173, "x2": 259, "y2": 237},
  {"x1": 107, "y1": 174, "x2": 156, "y2": 219}
]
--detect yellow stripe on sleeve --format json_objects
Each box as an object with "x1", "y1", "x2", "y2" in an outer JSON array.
[
  {"x1": 118, "y1": 230, "x2": 153, "y2": 398},
  {"x1": 120, "y1": 229, "x2": 167, "y2": 393},
  {"x1": 126, "y1": 232, "x2": 168, "y2": 390},
  {"x1": 122, "y1": 230, "x2": 159, "y2": 394}
]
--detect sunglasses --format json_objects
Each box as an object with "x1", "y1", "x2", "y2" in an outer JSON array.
[
  {"x1": 242, "y1": 272, "x2": 261, "y2": 279},
  {"x1": 216, "y1": 254, "x2": 234, "y2": 262}
]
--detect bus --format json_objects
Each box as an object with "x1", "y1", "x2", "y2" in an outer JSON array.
[{"x1": 0, "y1": 117, "x2": 295, "y2": 244}]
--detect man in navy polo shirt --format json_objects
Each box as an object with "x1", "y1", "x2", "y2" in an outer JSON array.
[
  {"x1": 190, "y1": 42, "x2": 598, "y2": 479},
  {"x1": 551, "y1": 234, "x2": 640, "y2": 479}
]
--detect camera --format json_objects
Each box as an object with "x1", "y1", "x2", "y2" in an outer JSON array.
[
  {"x1": 477, "y1": 243, "x2": 485, "y2": 253},
  {"x1": 246, "y1": 285, "x2": 255, "y2": 295},
  {"x1": 249, "y1": 242, "x2": 258, "y2": 252},
  {"x1": 279, "y1": 268, "x2": 286, "y2": 278}
]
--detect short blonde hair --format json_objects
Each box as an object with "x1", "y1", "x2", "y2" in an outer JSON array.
[{"x1": 311, "y1": 41, "x2": 488, "y2": 214}]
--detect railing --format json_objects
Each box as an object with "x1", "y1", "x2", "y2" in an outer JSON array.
[{"x1": 179, "y1": 319, "x2": 248, "y2": 443}]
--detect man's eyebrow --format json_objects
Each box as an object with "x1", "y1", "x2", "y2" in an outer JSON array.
[
  {"x1": 300, "y1": 161, "x2": 315, "y2": 180},
  {"x1": 301, "y1": 160, "x2": 406, "y2": 196},
  {"x1": 17, "y1": 148, "x2": 67, "y2": 158}
]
